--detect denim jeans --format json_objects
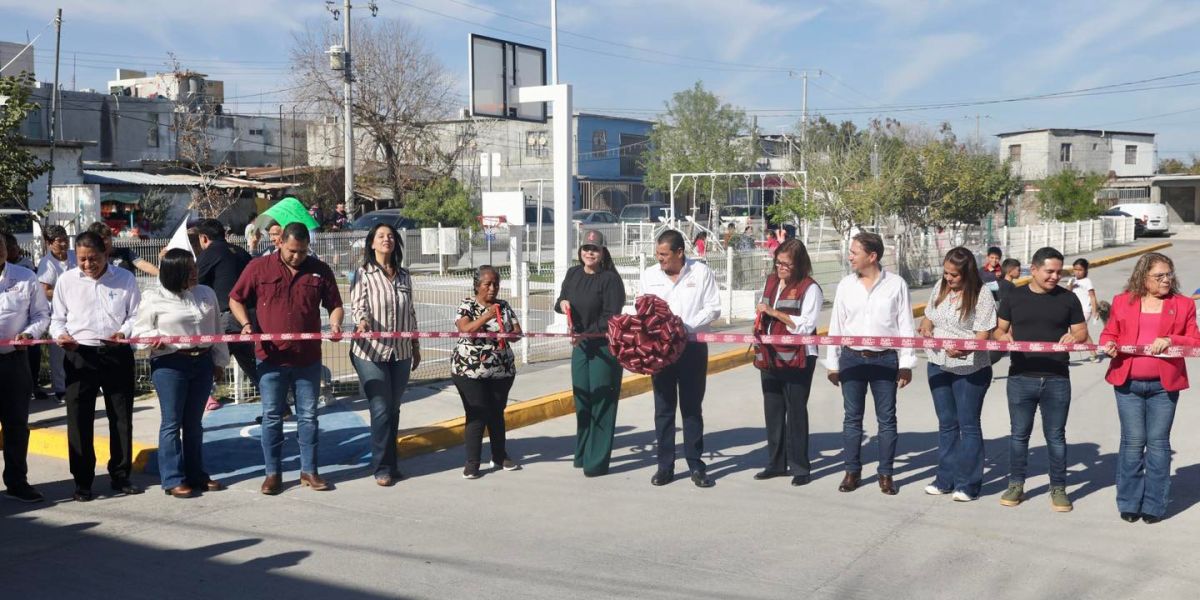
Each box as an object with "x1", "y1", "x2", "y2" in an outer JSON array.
[
  {"x1": 258, "y1": 360, "x2": 322, "y2": 475},
  {"x1": 1114, "y1": 380, "x2": 1178, "y2": 518},
  {"x1": 151, "y1": 353, "x2": 214, "y2": 489},
  {"x1": 1006, "y1": 374, "x2": 1071, "y2": 486},
  {"x1": 839, "y1": 350, "x2": 899, "y2": 476},
  {"x1": 350, "y1": 355, "x2": 412, "y2": 477},
  {"x1": 928, "y1": 363, "x2": 991, "y2": 497}
]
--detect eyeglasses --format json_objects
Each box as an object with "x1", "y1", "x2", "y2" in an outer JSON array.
[
  {"x1": 1149, "y1": 272, "x2": 1174, "y2": 281},
  {"x1": 774, "y1": 260, "x2": 794, "y2": 269}
]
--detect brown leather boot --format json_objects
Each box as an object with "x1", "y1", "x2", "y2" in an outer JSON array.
[
  {"x1": 260, "y1": 474, "x2": 282, "y2": 495},
  {"x1": 838, "y1": 471, "x2": 861, "y2": 493},
  {"x1": 879, "y1": 474, "x2": 898, "y2": 496},
  {"x1": 300, "y1": 472, "x2": 331, "y2": 491}
]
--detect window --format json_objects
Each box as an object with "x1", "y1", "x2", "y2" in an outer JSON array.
[
  {"x1": 248, "y1": 128, "x2": 265, "y2": 136},
  {"x1": 1008, "y1": 144, "x2": 1021, "y2": 161},
  {"x1": 619, "y1": 133, "x2": 649, "y2": 177},
  {"x1": 146, "y1": 113, "x2": 160, "y2": 147},
  {"x1": 1059, "y1": 143, "x2": 1072, "y2": 163},
  {"x1": 526, "y1": 130, "x2": 549, "y2": 158},
  {"x1": 1125, "y1": 145, "x2": 1137, "y2": 165},
  {"x1": 591, "y1": 129, "x2": 607, "y2": 156}
]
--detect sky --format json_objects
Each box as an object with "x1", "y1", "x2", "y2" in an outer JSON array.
[{"x1": 4, "y1": 0, "x2": 1200, "y2": 161}]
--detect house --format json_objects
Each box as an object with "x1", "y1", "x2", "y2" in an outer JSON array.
[{"x1": 997, "y1": 128, "x2": 1156, "y2": 180}]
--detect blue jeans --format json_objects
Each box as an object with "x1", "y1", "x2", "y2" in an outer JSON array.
[
  {"x1": 350, "y1": 355, "x2": 412, "y2": 477},
  {"x1": 151, "y1": 353, "x2": 214, "y2": 489},
  {"x1": 928, "y1": 363, "x2": 991, "y2": 497},
  {"x1": 1006, "y1": 374, "x2": 1071, "y2": 486},
  {"x1": 258, "y1": 360, "x2": 322, "y2": 475},
  {"x1": 1114, "y1": 380, "x2": 1178, "y2": 518},
  {"x1": 839, "y1": 350, "x2": 899, "y2": 476}
]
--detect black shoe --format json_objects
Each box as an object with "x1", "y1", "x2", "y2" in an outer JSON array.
[
  {"x1": 791, "y1": 475, "x2": 810, "y2": 487},
  {"x1": 1141, "y1": 513, "x2": 1163, "y2": 524},
  {"x1": 753, "y1": 469, "x2": 787, "y2": 481},
  {"x1": 73, "y1": 489, "x2": 94, "y2": 502},
  {"x1": 3, "y1": 485, "x2": 45, "y2": 503},
  {"x1": 111, "y1": 481, "x2": 144, "y2": 496},
  {"x1": 1120, "y1": 512, "x2": 1141, "y2": 523},
  {"x1": 650, "y1": 469, "x2": 674, "y2": 486},
  {"x1": 462, "y1": 464, "x2": 482, "y2": 480},
  {"x1": 690, "y1": 471, "x2": 714, "y2": 488}
]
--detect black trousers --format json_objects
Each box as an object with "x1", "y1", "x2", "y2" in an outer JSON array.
[
  {"x1": 64, "y1": 345, "x2": 136, "y2": 489},
  {"x1": 0, "y1": 350, "x2": 34, "y2": 488},
  {"x1": 27, "y1": 344, "x2": 42, "y2": 391},
  {"x1": 652, "y1": 342, "x2": 709, "y2": 473},
  {"x1": 451, "y1": 375, "x2": 514, "y2": 466},
  {"x1": 760, "y1": 359, "x2": 817, "y2": 475},
  {"x1": 221, "y1": 311, "x2": 259, "y2": 385}
]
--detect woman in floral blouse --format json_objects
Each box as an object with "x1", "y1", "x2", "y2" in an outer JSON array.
[{"x1": 452, "y1": 265, "x2": 523, "y2": 479}]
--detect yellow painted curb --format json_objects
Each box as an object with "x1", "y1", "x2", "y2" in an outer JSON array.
[{"x1": 20, "y1": 240, "x2": 1173, "y2": 469}]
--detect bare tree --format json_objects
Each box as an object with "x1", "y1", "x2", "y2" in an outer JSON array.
[
  {"x1": 166, "y1": 54, "x2": 241, "y2": 218},
  {"x1": 290, "y1": 19, "x2": 475, "y2": 207}
]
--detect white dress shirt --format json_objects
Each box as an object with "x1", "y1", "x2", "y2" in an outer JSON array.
[
  {"x1": 132, "y1": 285, "x2": 230, "y2": 366},
  {"x1": 37, "y1": 250, "x2": 76, "y2": 290},
  {"x1": 639, "y1": 258, "x2": 722, "y2": 333},
  {"x1": 0, "y1": 263, "x2": 51, "y2": 354},
  {"x1": 49, "y1": 266, "x2": 141, "y2": 346},
  {"x1": 824, "y1": 269, "x2": 917, "y2": 370},
  {"x1": 774, "y1": 282, "x2": 824, "y2": 356}
]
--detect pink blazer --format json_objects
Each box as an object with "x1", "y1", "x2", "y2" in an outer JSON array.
[{"x1": 1099, "y1": 292, "x2": 1200, "y2": 391}]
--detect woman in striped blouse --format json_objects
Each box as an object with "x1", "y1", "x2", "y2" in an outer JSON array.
[{"x1": 350, "y1": 223, "x2": 421, "y2": 487}]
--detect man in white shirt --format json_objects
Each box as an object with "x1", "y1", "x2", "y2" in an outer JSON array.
[
  {"x1": 50, "y1": 231, "x2": 143, "y2": 502},
  {"x1": 0, "y1": 239, "x2": 51, "y2": 503},
  {"x1": 36, "y1": 225, "x2": 76, "y2": 400},
  {"x1": 639, "y1": 230, "x2": 722, "y2": 488},
  {"x1": 825, "y1": 232, "x2": 915, "y2": 496}
]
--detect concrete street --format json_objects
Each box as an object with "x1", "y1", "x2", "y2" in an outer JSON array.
[{"x1": 2, "y1": 236, "x2": 1197, "y2": 599}]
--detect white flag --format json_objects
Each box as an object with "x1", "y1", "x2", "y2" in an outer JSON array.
[{"x1": 165, "y1": 217, "x2": 194, "y2": 257}]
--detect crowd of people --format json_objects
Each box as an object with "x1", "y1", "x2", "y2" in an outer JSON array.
[{"x1": 0, "y1": 218, "x2": 1195, "y2": 526}]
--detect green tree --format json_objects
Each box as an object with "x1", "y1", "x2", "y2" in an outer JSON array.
[
  {"x1": 0, "y1": 72, "x2": 52, "y2": 216},
  {"x1": 1157, "y1": 156, "x2": 1200, "y2": 175},
  {"x1": 642, "y1": 81, "x2": 754, "y2": 210},
  {"x1": 1037, "y1": 168, "x2": 1106, "y2": 221},
  {"x1": 402, "y1": 177, "x2": 477, "y2": 228}
]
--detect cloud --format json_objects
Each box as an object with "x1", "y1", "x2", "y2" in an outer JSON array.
[{"x1": 882, "y1": 33, "x2": 984, "y2": 100}]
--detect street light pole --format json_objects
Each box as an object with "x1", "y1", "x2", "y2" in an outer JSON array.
[
  {"x1": 342, "y1": 0, "x2": 355, "y2": 219},
  {"x1": 47, "y1": 9, "x2": 63, "y2": 208}
]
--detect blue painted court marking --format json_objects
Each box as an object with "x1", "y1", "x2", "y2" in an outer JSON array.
[{"x1": 144, "y1": 402, "x2": 371, "y2": 483}]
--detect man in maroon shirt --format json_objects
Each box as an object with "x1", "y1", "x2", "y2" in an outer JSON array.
[{"x1": 229, "y1": 223, "x2": 344, "y2": 495}]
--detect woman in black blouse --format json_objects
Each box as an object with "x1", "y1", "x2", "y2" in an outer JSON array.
[{"x1": 555, "y1": 229, "x2": 627, "y2": 476}]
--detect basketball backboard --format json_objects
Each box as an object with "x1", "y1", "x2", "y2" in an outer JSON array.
[{"x1": 469, "y1": 33, "x2": 547, "y2": 123}]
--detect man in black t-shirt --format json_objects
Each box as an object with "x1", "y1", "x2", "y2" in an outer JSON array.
[
  {"x1": 196, "y1": 219, "x2": 257, "y2": 386},
  {"x1": 993, "y1": 246, "x2": 1087, "y2": 513}
]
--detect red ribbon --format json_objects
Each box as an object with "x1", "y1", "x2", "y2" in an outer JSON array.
[{"x1": 494, "y1": 303, "x2": 506, "y2": 350}]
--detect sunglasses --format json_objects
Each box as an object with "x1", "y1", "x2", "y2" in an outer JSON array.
[{"x1": 580, "y1": 244, "x2": 601, "y2": 252}]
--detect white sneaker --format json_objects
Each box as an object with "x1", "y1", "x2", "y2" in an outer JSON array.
[
  {"x1": 924, "y1": 484, "x2": 951, "y2": 496},
  {"x1": 952, "y1": 491, "x2": 975, "y2": 502},
  {"x1": 491, "y1": 459, "x2": 522, "y2": 471}
]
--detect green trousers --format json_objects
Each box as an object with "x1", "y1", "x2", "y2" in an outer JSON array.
[{"x1": 571, "y1": 343, "x2": 622, "y2": 475}]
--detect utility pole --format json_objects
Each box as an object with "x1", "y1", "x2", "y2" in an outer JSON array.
[
  {"x1": 550, "y1": 0, "x2": 559, "y2": 85},
  {"x1": 279, "y1": 104, "x2": 285, "y2": 180},
  {"x1": 800, "y1": 71, "x2": 807, "y2": 172},
  {"x1": 46, "y1": 8, "x2": 62, "y2": 208},
  {"x1": 328, "y1": 0, "x2": 377, "y2": 219}
]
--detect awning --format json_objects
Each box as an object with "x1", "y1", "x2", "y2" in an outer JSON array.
[{"x1": 100, "y1": 192, "x2": 141, "y2": 204}]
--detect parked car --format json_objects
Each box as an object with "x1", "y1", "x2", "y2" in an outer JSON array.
[
  {"x1": 1102, "y1": 208, "x2": 1146, "y2": 238},
  {"x1": 525, "y1": 206, "x2": 554, "y2": 226},
  {"x1": 572, "y1": 210, "x2": 618, "y2": 225},
  {"x1": 718, "y1": 204, "x2": 764, "y2": 229},
  {"x1": 1110, "y1": 202, "x2": 1169, "y2": 236},
  {"x1": 349, "y1": 209, "x2": 417, "y2": 231},
  {"x1": 618, "y1": 202, "x2": 671, "y2": 223},
  {"x1": 0, "y1": 209, "x2": 42, "y2": 250}
]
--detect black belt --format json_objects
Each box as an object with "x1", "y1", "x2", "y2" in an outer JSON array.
[
  {"x1": 75, "y1": 344, "x2": 131, "y2": 355},
  {"x1": 843, "y1": 348, "x2": 896, "y2": 358},
  {"x1": 173, "y1": 347, "x2": 212, "y2": 357}
]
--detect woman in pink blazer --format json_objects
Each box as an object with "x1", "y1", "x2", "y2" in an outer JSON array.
[{"x1": 1100, "y1": 252, "x2": 1200, "y2": 524}]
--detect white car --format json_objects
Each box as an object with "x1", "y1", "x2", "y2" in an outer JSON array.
[{"x1": 1110, "y1": 202, "x2": 1170, "y2": 235}]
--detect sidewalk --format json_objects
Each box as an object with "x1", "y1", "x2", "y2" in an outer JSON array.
[{"x1": 17, "y1": 236, "x2": 1170, "y2": 481}]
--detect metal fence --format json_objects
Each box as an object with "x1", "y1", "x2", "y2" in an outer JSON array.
[{"x1": 13, "y1": 214, "x2": 1138, "y2": 400}]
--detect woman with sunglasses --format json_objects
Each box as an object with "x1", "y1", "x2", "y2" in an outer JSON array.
[{"x1": 555, "y1": 230, "x2": 626, "y2": 476}]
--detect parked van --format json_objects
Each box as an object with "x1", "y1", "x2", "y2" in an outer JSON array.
[
  {"x1": 1110, "y1": 203, "x2": 1170, "y2": 235},
  {"x1": 718, "y1": 204, "x2": 763, "y2": 229},
  {"x1": 618, "y1": 202, "x2": 671, "y2": 223}
]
